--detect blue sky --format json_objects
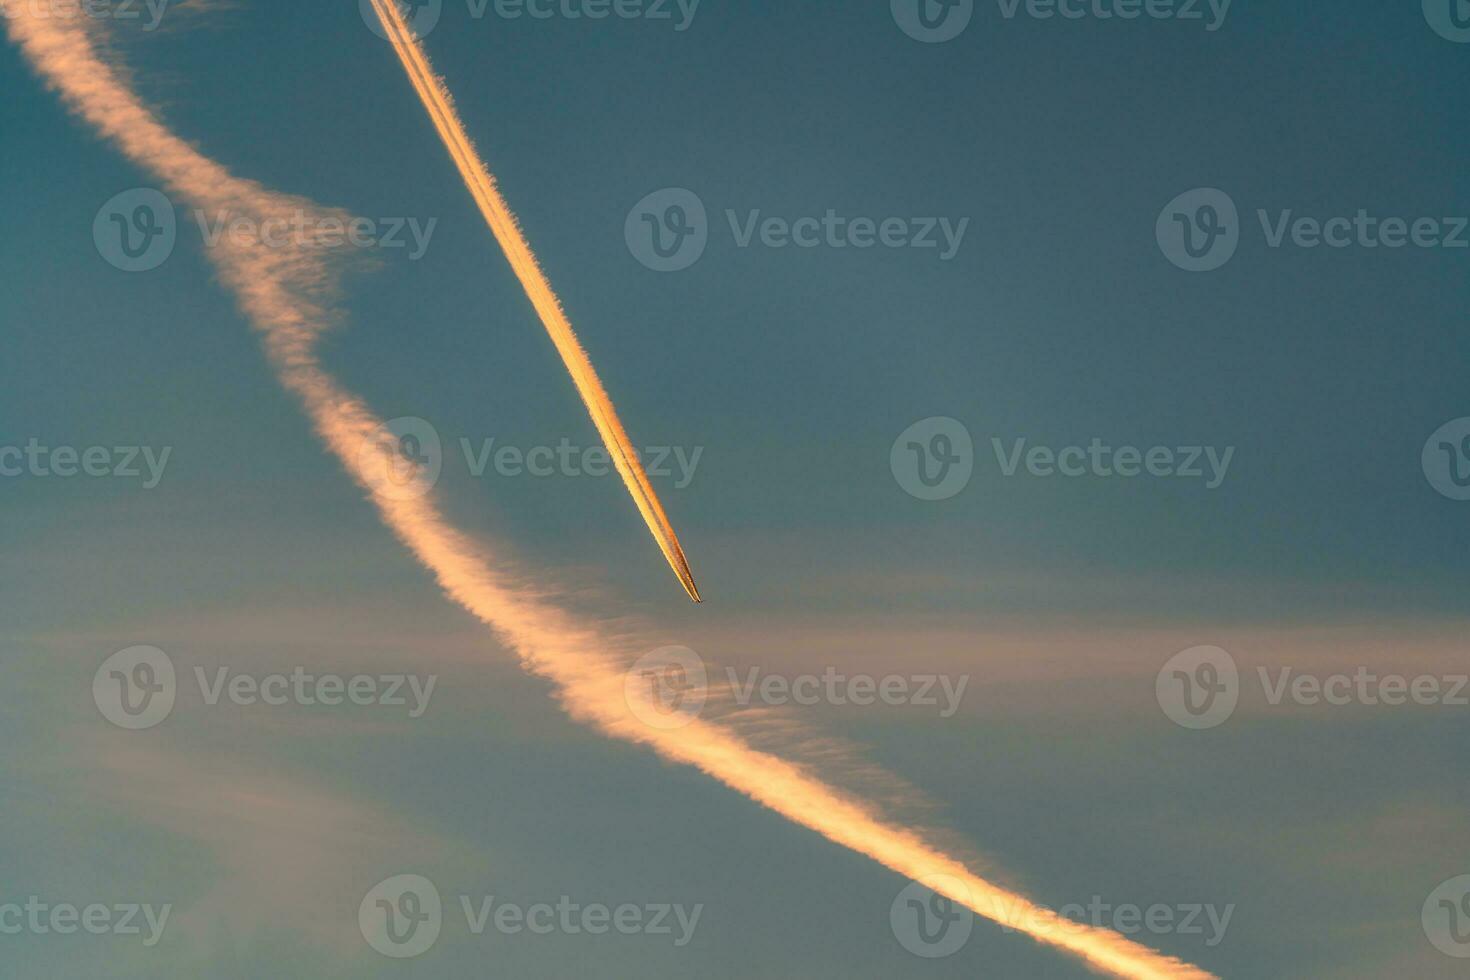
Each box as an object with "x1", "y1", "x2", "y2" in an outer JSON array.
[{"x1": 2, "y1": 1, "x2": 1469, "y2": 976}]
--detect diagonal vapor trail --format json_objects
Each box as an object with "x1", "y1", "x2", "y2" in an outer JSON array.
[
  {"x1": 367, "y1": 0, "x2": 701, "y2": 604},
  {"x1": 5, "y1": 8, "x2": 1213, "y2": 979}
]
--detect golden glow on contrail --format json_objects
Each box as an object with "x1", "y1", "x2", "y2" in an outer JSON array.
[
  {"x1": 6, "y1": 10, "x2": 1211, "y2": 978},
  {"x1": 367, "y1": 0, "x2": 700, "y2": 603}
]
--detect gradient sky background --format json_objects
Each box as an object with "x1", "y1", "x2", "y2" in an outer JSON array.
[{"x1": 3, "y1": 0, "x2": 1469, "y2": 976}]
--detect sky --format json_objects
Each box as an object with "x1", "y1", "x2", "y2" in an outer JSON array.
[{"x1": 2, "y1": 0, "x2": 1469, "y2": 977}]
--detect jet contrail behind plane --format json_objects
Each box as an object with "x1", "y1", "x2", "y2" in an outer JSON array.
[{"x1": 367, "y1": 0, "x2": 701, "y2": 603}]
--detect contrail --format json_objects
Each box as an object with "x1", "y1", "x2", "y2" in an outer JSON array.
[
  {"x1": 366, "y1": 0, "x2": 700, "y2": 604},
  {"x1": 6, "y1": 10, "x2": 1212, "y2": 979}
]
